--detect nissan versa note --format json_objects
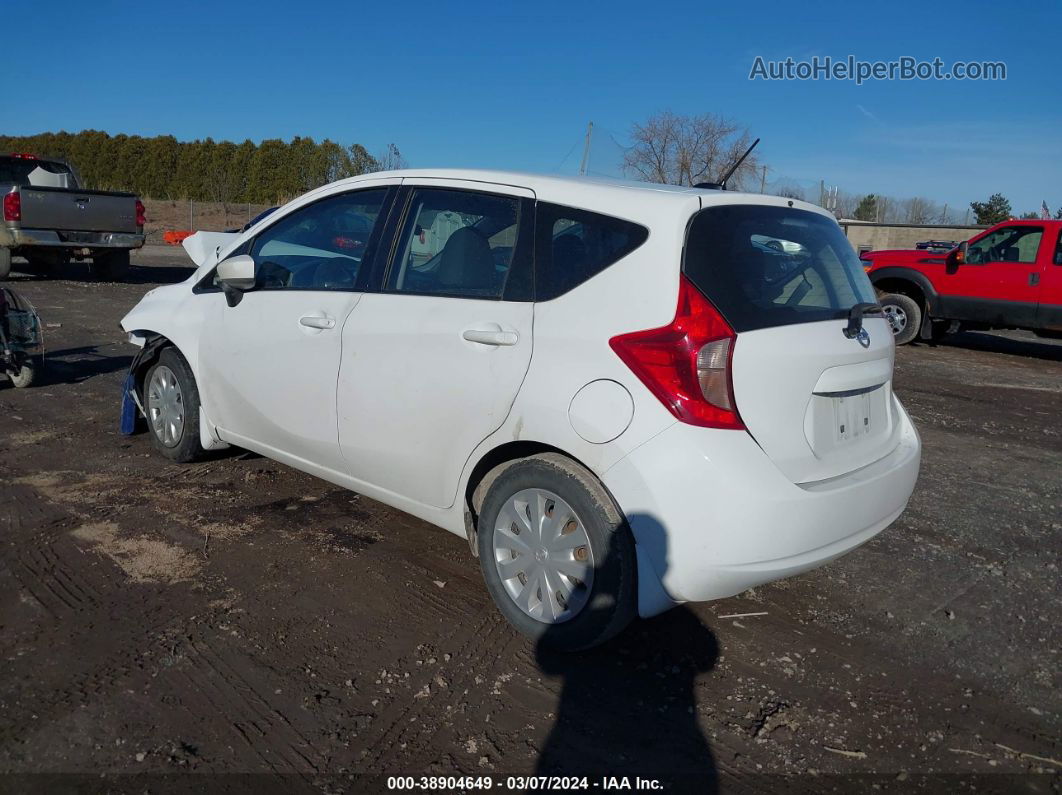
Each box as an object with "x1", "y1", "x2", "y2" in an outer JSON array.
[{"x1": 120, "y1": 170, "x2": 921, "y2": 650}]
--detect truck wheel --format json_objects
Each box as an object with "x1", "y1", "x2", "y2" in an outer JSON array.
[
  {"x1": 476, "y1": 453, "x2": 637, "y2": 651},
  {"x1": 879, "y1": 293, "x2": 921, "y2": 345},
  {"x1": 0, "y1": 248, "x2": 11, "y2": 280},
  {"x1": 145, "y1": 348, "x2": 205, "y2": 463},
  {"x1": 10, "y1": 360, "x2": 37, "y2": 388},
  {"x1": 93, "y1": 250, "x2": 130, "y2": 282}
]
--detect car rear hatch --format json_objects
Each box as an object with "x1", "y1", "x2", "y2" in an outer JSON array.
[
  {"x1": 18, "y1": 187, "x2": 138, "y2": 233},
  {"x1": 684, "y1": 200, "x2": 901, "y2": 484}
]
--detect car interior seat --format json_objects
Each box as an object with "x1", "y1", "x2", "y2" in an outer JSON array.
[{"x1": 434, "y1": 227, "x2": 496, "y2": 293}]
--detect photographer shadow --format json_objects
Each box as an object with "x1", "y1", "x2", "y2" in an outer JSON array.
[{"x1": 533, "y1": 516, "x2": 718, "y2": 792}]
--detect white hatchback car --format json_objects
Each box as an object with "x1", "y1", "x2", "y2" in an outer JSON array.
[{"x1": 121, "y1": 170, "x2": 920, "y2": 650}]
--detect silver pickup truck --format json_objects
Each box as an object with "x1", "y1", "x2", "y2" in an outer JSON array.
[{"x1": 0, "y1": 153, "x2": 145, "y2": 280}]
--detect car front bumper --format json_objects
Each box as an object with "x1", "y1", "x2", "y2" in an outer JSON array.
[{"x1": 604, "y1": 397, "x2": 921, "y2": 610}]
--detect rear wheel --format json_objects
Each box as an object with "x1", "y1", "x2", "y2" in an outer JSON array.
[
  {"x1": 879, "y1": 292, "x2": 922, "y2": 345},
  {"x1": 0, "y1": 248, "x2": 11, "y2": 280},
  {"x1": 145, "y1": 348, "x2": 204, "y2": 462},
  {"x1": 93, "y1": 249, "x2": 130, "y2": 281},
  {"x1": 477, "y1": 454, "x2": 637, "y2": 651}
]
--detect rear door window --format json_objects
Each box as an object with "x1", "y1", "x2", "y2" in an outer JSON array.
[
  {"x1": 535, "y1": 203, "x2": 648, "y2": 300},
  {"x1": 684, "y1": 204, "x2": 877, "y2": 332}
]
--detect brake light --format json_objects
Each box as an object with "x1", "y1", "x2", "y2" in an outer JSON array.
[
  {"x1": 610, "y1": 275, "x2": 743, "y2": 430},
  {"x1": 3, "y1": 192, "x2": 20, "y2": 222},
  {"x1": 9, "y1": 152, "x2": 37, "y2": 160},
  {"x1": 135, "y1": 199, "x2": 146, "y2": 227}
]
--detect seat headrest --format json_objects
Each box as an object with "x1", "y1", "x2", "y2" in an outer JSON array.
[{"x1": 436, "y1": 226, "x2": 495, "y2": 291}]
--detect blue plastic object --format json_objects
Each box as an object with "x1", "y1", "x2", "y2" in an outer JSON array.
[{"x1": 119, "y1": 371, "x2": 138, "y2": 435}]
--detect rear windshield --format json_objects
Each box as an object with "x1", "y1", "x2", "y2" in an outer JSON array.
[
  {"x1": 684, "y1": 204, "x2": 877, "y2": 332},
  {"x1": 0, "y1": 157, "x2": 74, "y2": 188}
]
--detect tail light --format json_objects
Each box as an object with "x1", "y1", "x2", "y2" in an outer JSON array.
[
  {"x1": 610, "y1": 275, "x2": 743, "y2": 430},
  {"x1": 9, "y1": 153, "x2": 37, "y2": 160},
  {"x1": 135, "y1": 199, "x2": 146, "y2": 227},
  {"x1": 3, "y1": 192, "x2": 20, "y2": 222}
]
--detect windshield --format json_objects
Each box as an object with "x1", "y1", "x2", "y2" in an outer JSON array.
[
  {"x1": 0, "y1": 157, "x2": 75, "y2": 188},
  {"x1": 684, "y1": 204, "x2": 877, "y2": 332}
]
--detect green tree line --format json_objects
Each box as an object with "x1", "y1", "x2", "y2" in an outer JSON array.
[{"x1": 0, "y1": 130, "x2": 394, "y2": 204}]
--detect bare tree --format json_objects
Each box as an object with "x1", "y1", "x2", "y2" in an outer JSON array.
[
  {"x1": 902, "y1": 196, "x2": 938, "y2": 224},
  {"x1": 376, "y1": 142, "x2": 407, "y2": 172},
  {"x1": 775, "y1": 183, "x2": 806, "y2": 201},
  {"x1": 622, "y1": 111, "x2": 760, "y2": 189}
]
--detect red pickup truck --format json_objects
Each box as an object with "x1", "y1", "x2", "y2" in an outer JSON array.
[{"x1": 861, "y1": 219, "x2": 1062, "y2": 344}]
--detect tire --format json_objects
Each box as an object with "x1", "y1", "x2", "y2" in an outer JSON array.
[
  {"x1": 477, "y1": 453, "x2": 637, "y2": 651},
  {"x1": 879, "y1": 292, "x2": 922, "y2": 345},
  {"x1": 93, "y1": 249, "x2": 130, "y2": 281},
  {"x1": 144, "y1": 348, "x2": 204, "y2": 462},
  {"x1": 9, "y1": 361, "x2": 36, "y2": 388},
  {"x1": 0, "y1": 248, "x2": 11, "y2": 280}
]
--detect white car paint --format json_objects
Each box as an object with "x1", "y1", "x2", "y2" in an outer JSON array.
[{"x1": 122, "y1": 169, "x2": 921, "y2": 620}]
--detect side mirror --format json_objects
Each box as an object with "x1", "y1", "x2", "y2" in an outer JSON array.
[
  {"x1": 216, "y1": 254, "x2": 255, "y2": 306},
  {"x1": 945, "y1": 241, "x2": 967, "y2": 272}
]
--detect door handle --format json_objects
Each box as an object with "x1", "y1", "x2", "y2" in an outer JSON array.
[
  {"x1": 463, "y1": 328, "x2": 519, "y2": 346},
  {"x1": 300, "y1": 315, "x2": 336, "y2": 330},
  {"x1": 1029, "y1": 272, "x2": 1040, "y2": 286}
]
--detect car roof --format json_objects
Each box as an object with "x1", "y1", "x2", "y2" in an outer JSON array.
[{"x1": 323, "y1": 168, "x2": 832, "y2": 220}]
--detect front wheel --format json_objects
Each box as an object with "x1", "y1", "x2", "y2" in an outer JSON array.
[
  {"x1": 145, "y1": 348, "x2": 204, "y2": 462},
  {"x1": 9, "y1": 360, "x2": 37, "y2": 388},
  {"x1": 879, "y1": 292, "x2": 922, "y2": 345},
  {"x1": 477, "y1": 454, "x2": 637, "y2": 651}
]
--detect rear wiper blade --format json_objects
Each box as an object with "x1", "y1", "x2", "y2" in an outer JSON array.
[{"x1": 843, "y1": 302, "x2": 882, "y2": 339}]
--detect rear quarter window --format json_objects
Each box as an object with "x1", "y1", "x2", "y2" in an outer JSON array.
[
  {"x1": 684, "y1": 204, "x2": 877, "y2": 332},
  {"x1": 534, "y1": 202, "x2": 648, "y2": 300}
]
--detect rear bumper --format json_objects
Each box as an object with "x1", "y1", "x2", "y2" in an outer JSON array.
[
  {"x1": 2, "y1": 228, "x2": 144, "y2": 250},
  {"x1": 604, "y1": 396, "x2": 921, "y2": 607}
]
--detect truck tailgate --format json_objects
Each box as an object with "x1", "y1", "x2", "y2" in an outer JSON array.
[{"x1": 18, "y1": 187, "x2": 138, "y2": 233}]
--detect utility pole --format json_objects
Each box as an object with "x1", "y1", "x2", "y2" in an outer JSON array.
[
  {"x1": 579, "y1": 122, "x2": 594, "y2": 176},
  {"x1": 760, "y1": 165, "x2": 767, "y2": 194},
  {"x1": 941, "y1": 203, "x2": 948, "y2": 224}
]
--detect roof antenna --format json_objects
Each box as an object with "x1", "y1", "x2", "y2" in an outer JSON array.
[{"x1": 694, "y1": 137, "x2": 760, "y2": 190}]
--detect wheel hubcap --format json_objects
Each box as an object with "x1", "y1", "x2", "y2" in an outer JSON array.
[
  {"x1": 147, "y1": 365, "x2": 185, "y2": 447},
  {"x1": 493, "y1": 488, "x2": 595, "y2": 624},
  {"x1": 882, "y1": 303, "x2": 907, "y2": 335}
]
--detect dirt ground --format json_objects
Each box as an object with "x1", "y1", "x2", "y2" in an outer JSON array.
[{"x1": 0, "y1": 249, "x2": 1059, "y2": 792}]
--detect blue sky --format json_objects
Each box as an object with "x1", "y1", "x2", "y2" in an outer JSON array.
[{"x1": 8, "y1": 0, "x2": 1060, "y2": 215}]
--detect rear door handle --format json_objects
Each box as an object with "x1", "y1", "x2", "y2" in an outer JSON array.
[
  {"x1": 1029, "y1": 272, "x2": 1040, "y2": 286},
  {"x1": 463, "y1": 329, "x2": 519, "y2": 346},
  {"x1": 300, "y1": 315, "x2": 336, "y2": 330}
]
